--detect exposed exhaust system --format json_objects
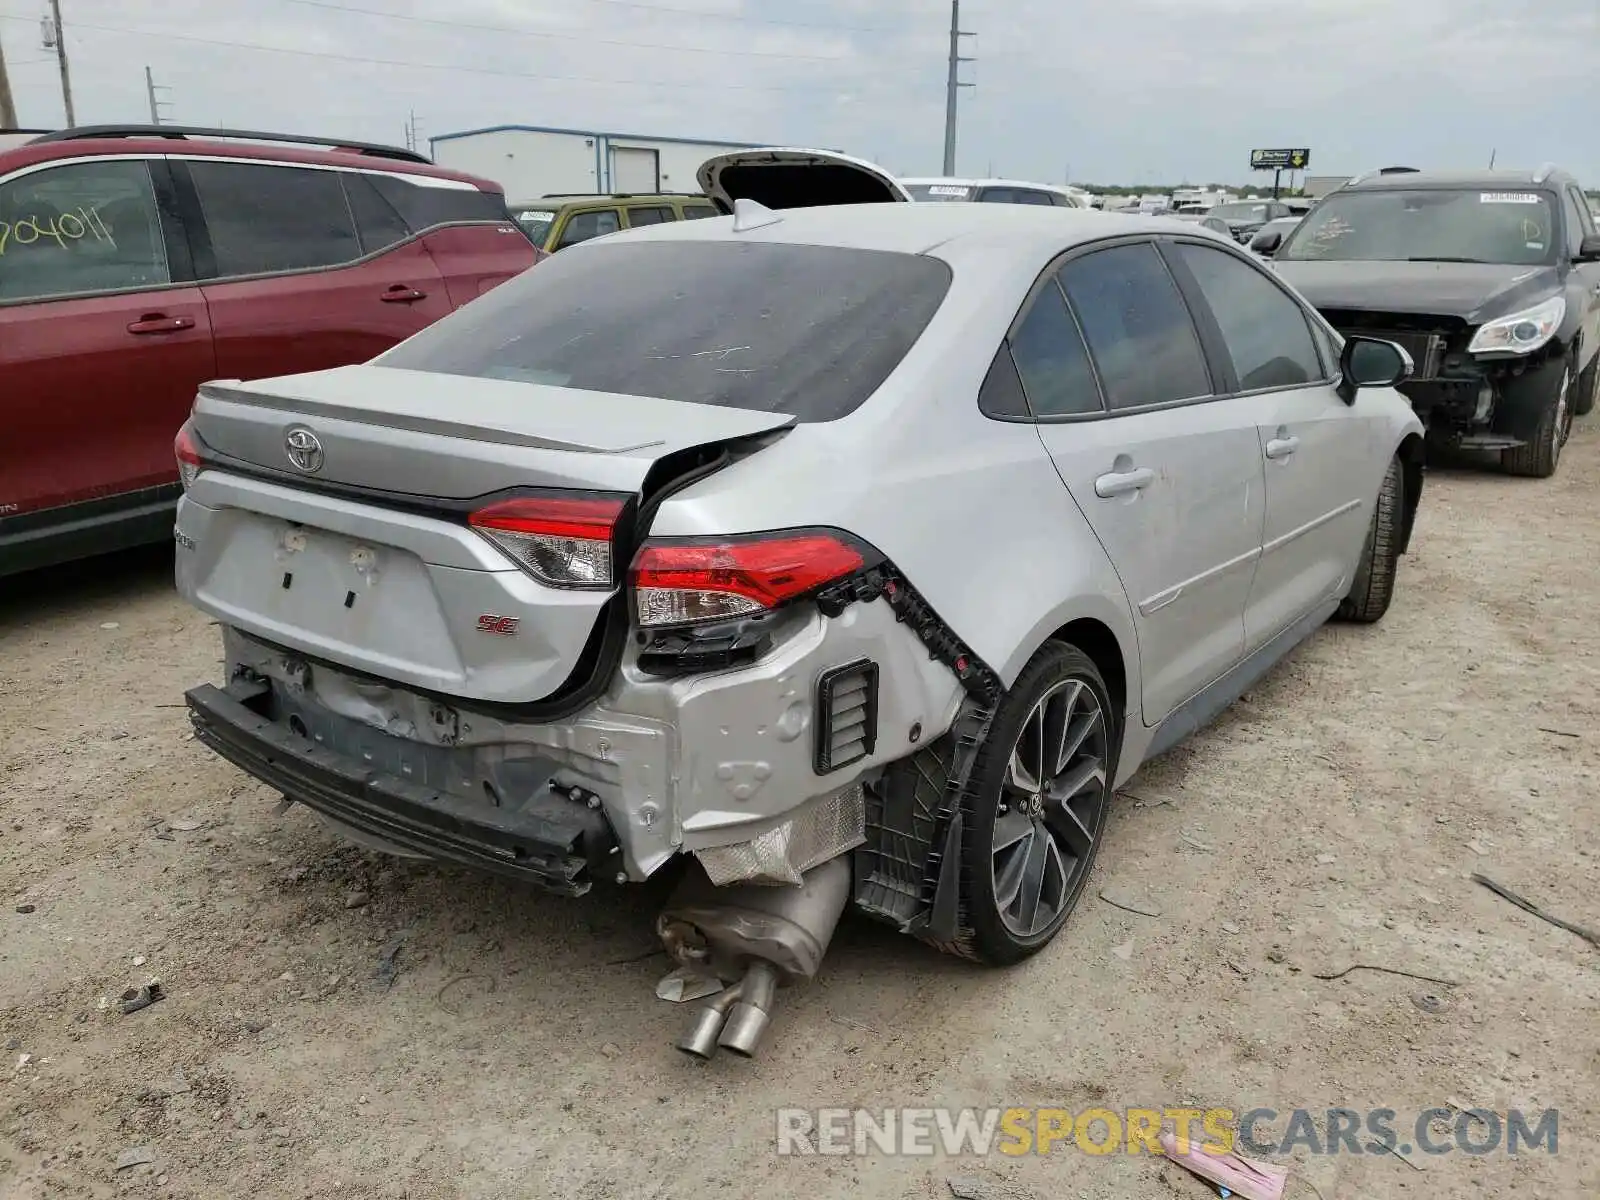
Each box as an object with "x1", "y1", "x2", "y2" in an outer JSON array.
[{"x1": 657, "y1": 854, "x2": 851, "y2": 1061}]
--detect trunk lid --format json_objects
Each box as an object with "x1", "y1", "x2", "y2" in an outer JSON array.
[
  {"x1": 179, "y1": 364, "x2": 793, "y2": 706},
  {"x1": 696, "y1": 147, "x2": 912, "y2": 212}
]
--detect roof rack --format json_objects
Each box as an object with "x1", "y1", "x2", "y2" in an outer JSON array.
[
  {"x1": 537, "y1": 191, "x2": 708, "y2": 200},
  {"x1": 29, "y1": 124, "x2": 431, "y2": 164}
]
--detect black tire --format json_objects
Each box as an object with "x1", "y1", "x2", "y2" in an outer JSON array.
[
  {"x1": 1577, "y1": 350, "x2": 1598, "y2": 418},
  {"x1": 946, "y1": 642, "x2": 1119, "y2": 966},
  {"x1": 1501, "y1": 360, "x2": 1572, "y2": 478},
  {"x1": 1337, "y1": 457, "x2": 1403, "y2": 624}
]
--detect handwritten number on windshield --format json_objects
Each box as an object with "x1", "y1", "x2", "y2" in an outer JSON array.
[{"x1": 0, "y1": 206, "x2": 116, "y2": 257}]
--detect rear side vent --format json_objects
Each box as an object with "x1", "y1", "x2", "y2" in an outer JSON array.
[{"x1": 814, "y1": 659, "x2": 879, "y2": 775}]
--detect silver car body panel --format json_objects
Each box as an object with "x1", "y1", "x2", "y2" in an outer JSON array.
[{"x1": 175, "y1": 201, "x2": 1422, "y2": 885}]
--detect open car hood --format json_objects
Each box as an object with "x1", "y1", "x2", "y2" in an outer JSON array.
[{"x1": 696, "y1": 147, "x2": 912, "y2": 212}]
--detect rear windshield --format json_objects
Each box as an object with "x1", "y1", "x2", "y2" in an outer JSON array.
[{"x1": 379, "y1": 239, "x2": 952, "y2": 422}]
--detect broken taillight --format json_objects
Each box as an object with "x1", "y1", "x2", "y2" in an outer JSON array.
[
  {"x1": 174, "y1": 420, "x2": 204, "y2": 493},
  {"x1": 630, "y1": 531, "x2": 867, "y2": 628},
  {"x1": 468, "y1": 494, "x2": 626, "y2": 589}
]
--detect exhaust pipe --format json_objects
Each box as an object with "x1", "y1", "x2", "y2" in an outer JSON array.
[{"x1": 660, "y1": 856, "x2": 851, "y2": 1061}]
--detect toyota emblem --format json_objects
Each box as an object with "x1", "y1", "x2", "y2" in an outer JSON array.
[{"x1": 284, "y1": 427, "x2": 324, "y2": 474}]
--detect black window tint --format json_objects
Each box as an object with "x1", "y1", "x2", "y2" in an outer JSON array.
[
  {"x1": 379, "y1": 240, "x2": 951, "y2": 423},
  {"x1": 1174, "y1": 242, "x2": 1324, "y2": 390},
  {"x1": 977, "y1": 344, "x2": 1031, "y2": 419},
  {"x1": 0, "y1": 160, "x2": 171, "y2": 301},
  {"x1": 1008, "y1": 280, "x2": 1103, "y2": 416},
  {"x1": 1058, "y1": 242, "x2": 1211, "y2": 410},
  {"x1": 978, "y1": 187, "x2": 1018, "y2": 204},
  {"x1": 626, "y1": 206, "x2": 673, "y2": 227},
  {"x1": 1013, "y1": 190, "x2": 1056, "y2": 206},
  {"x1": 682, "y1": 204, "x2": 718, "y2": 220},
  {"x1": 189, "y1": 162, "x2": 358, "y2": 276},
  {"x1": 555, "y1": 209, "x2": 620, "y2": 248},
  {"x1": 1559, "y1": 188, "x2": 1588, "y2": 255},
  {"x1": 342, "y1": 172, "x2": 410, "y2": 255},
  {"x1": 365, "y1": 174, "x2": 505, "y2": 231}
]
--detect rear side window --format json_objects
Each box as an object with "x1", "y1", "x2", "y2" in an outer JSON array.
[
  {"x1": 627, "y1": 206, "x2": 673, "y2": 227},
  {"x1": 379, "y1": 240, "x2": 952, "y2": 422},
  {"x1": 1173, "y1": 242, "x2": 1325, "y2": 390},
  {"x1": 1008, "y1": 280, "x2": 1103, "y2": 416},
  {"x1": 556, "y1": 209, "x2": 620, "y2": 248},
  {"x1": 1058, "y1": 242, "x2": 1212, "y2": 410},
  {"x1": 0, "y1": 160, "x2": 171, "y2": 301},
  {"x1": 189, "y1": 162, "x2": 359, "y2": 276},
  {"x1": 1012, "y1": 190, "x2": 1057, "y2": 206},
  {"x1": 682, "y1": 204, "x2": 718, "y2": 220},
  {"x1": 365, "y1": 174, "x2": 507, "y2": 231},
  {"x1": 342, "y1": 172, "x2": 410, "y2": 255}
]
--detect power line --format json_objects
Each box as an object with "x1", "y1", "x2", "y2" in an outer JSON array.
[
  {"x1": 0, "y1": 13, "x2": 906, "y2": 95},
  {"x1": 281, "y1": 0, "x2": 913, "y2": 61},
  {"x1": 285, "y1": 0, "x2": 920, "y2": 37}
]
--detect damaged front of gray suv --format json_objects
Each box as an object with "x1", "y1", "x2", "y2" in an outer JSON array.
[{"x1": 175, "y1": 174, "x2": 1424, "y2": 1059}]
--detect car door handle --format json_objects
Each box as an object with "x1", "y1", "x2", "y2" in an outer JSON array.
[
  {"x1": 1094, "y1": 467, "x2": 1155, "y2": 498},
  {"x1": 1265, "y1": 436, "x2": 1301, "y2": 460},
  {"x1": 380, "y1": 285, "x2": 427, "y2": 303},
  {"x1": 126, "y1": 314, "x2": 195, "y2": 335}
]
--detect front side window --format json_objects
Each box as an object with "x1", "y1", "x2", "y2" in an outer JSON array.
[
  {"x1": 555, "y1": 208, "x2": 620, "y2": 248},
  {"x1": 379, "y1": 239, "x2": 952, "y2": 423},
  {"x1": 1008, "y1": 280, "x2": 1103, "y2": 416},
  {"x1": 1057, "y1": 242, "x2": 1212, "y2": 411},
  {"x1": 189, "y1": 161, "x2": 360, "y2": 276},
  {"x1": 1011, "y1": 190, "x2": 1057, "y2": 206},
  {"x1": 0, "y1": 160, "x2": 171, "y2": 301},
  {"x1": 1174, "y1": 242, "x2": 1324, "y2": 390},
  {"x1": 1278, "y1": 188, "x2": 1557, "y2": 265}
]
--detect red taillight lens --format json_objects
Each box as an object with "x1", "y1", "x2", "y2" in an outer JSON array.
[
  {"x1": 174, "y1": 420, "x2": 204, "y2": 492},
  {"x1": 468, "y1": 494, "x2": 625, "y2": 589},
  {"x1": 630, "y1": 532, "x2": 866, "y2": 628}
]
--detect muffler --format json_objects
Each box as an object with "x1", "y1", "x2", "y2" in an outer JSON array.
[{"x1": 658, "y1": 855, "x2": 851, "y2": 1061}]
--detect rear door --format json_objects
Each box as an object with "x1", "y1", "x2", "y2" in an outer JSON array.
[
  {"x1": 1163, "y1": 238, "x2": 1374, "y2": 651},
  {"x1": 0, "y1": 156, "x2": 213, "y2": 527},
  {"x1": 362, "y1": 171, "x2": 535, "y2": 305},
  {"x1": 178, "y1": 159, "x2": 452, "y2": 381},
  {"x1": 1024, "y1": 238, "x2": 1266, "y2": 724}
]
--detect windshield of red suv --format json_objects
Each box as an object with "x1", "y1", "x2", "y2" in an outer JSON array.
[{"x1": 1277, "y1": 187, "x2": 1558, "y2": 265}]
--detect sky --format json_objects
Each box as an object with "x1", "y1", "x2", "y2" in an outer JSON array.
[{"x1": 1, "y1": 0, "x2": 1597, "y2": 188}]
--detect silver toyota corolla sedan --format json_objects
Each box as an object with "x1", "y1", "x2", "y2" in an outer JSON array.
[{"x1": 172, "y1": 160, "x2": 1424, "y2": 1060}]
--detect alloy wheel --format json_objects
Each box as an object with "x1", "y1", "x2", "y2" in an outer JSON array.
[{"x1": 990, "y1": 678, "x2": 1110, "y2": 938}]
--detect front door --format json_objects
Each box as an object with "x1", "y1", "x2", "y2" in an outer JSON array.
[
  {"x1": 1019, "y1": 240, "x2": 1266, "y2": 724},
  {"x1": 1163, "y1": 238, "x2": 1376, "y2": 648},
  {"x1": 0, "y1": 157, "x2": 214, "y2": 523}
]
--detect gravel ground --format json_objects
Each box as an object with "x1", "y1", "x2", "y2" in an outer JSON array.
[{"x1": 2, "y1": 428, "x2": 1598, "y2": 1199}]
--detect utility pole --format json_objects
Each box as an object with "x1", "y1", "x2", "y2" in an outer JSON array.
[
  {"x1": 144, "y1": 66, "x2": 172, "y2": 124},
  {"x1": 0, "y1": 35, "x2": 18, "y2": 128},
  {"x1": 941, "y1": 0, "x2": 974, "y2": 176},
  {"x1": 46, "y1": 0, "x2": 74, "y2": 127}
]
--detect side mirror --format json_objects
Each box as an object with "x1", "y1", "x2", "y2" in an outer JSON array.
[
  {"x1": 1251, "y1": 230, "x2": 1283, "y2": 255},
  {"x1": 1577, "y1": 233, "x2": 1600, "y2": 263},
  {"x1": 1337, "y1": 336, "x2": 1413, "y2": 403}
]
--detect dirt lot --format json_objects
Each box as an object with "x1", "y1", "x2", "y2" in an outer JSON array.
[{"x1": 3, "y1": 430, "x2": 1598, "y2": 1200}]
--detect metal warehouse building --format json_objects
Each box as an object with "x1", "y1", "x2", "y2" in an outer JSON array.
[{"x1": 429, "y1": 124, "x2": 765, "y2": 201}]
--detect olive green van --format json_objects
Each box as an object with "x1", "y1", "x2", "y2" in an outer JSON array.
[{"x1": 510, "y1": 193, "x2": 720, "y2": 251}]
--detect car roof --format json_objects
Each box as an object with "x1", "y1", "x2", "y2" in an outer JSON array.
[
  {"x1": 571, "y1": 199, "x2": 1201, "y2": 259},
  {"x1": 1341, "y1": 168, "x2": 1574, "y2": 191},
  {"x1": 0, "y1": 131, "x2": 501, "y2": 191}
]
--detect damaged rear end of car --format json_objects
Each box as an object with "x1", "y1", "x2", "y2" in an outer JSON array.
[{"x1": 174, "y1": 229, "x2": 979, "y2": 1059}]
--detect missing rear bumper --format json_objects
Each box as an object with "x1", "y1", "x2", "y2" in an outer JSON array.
[{"x1": 185, "y1": 681, "x2": 617, "y2": 895}]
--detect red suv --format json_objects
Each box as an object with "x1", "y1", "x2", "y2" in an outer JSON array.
[{"x1": 0, "y1": 124, "x2": 542, "y2": 576}]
